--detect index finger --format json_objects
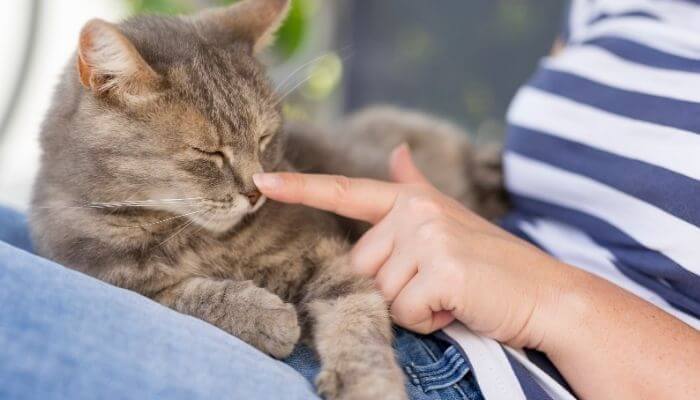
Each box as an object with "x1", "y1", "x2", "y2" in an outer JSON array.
[{"x1": 253, "y1": 172, "x2": 398, "y2": 223}]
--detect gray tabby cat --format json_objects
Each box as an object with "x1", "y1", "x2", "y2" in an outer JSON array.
[
  {"x1": 29, "y1": 1, "x2": 406, "y2": 398},
  {"x1": 286, "y1": 106, "x2": 508, "y2": 224}
]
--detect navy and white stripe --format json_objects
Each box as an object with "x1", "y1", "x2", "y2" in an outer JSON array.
[{"x1": 444, "y1": 1, "x2": 700, "y2": 398}]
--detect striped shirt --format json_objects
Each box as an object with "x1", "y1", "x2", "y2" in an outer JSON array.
[{"x1": 443, "y1": 1, "x2": 700, "y2": 398}]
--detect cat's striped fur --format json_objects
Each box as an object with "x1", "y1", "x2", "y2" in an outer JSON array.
[{"x1": 30, "y1": 1, "x2": 406, "y2": 398}]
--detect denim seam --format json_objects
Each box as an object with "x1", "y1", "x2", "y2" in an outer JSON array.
[
  {"x1": 406, "y1": 344, "x2": 471, "y2": 396},
  {"x1": 411, "y1": 346, "x2": 460, "y2": 373},
  {"x1": 420, "y1": 359, "x2": 470, "y2": 392},
  {"x1": 412, "y1": 350, "x2": 461, "y2": 376},
  {"x1": 419, "y1": 358, "x2": 467, "y2": 384}
]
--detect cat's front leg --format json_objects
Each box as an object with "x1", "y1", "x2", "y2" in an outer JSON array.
[
  {"x1": 303, "y1": 266, "x2": 407, "y2": 400},
  {"x1": 156, "y1": 277, "x2": 300, "y2": 358}
]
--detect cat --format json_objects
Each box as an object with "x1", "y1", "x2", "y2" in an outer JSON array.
[
  {"x1": 29, "y1": 1, "x2": 407, "y2": 399},
  {"x1": 286, "y1": 105, "x2": 508, "y2": 225}
]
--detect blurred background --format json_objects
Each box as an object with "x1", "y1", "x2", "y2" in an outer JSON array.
[{"x1": 0, "y1": 0, "x2": 563, "y2": 209}]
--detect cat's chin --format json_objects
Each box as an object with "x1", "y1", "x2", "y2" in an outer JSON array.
[
  {"x1": 190, "y1": 196, "x2": 267, "y2": 234},
  {"x1": 198, "y1": 216, "x2": 245, "y2": 234}
]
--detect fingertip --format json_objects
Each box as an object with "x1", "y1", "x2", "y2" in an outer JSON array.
[
  {"x1": 390, "y1": 143, "x2": 430, "y2": 185},
  {"x1": 253, "y1": 173, "x2": 283, "y2": 192},
  {"x1": 391, "y1": 142, "x2": 411, "y2": 158},
  {"x1": 389, "y1": 143, "x2": 411, "y2": 173}
]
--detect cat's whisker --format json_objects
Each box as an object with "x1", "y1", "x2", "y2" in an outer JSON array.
[
  {"x1": 273, "y1": 53, "x2": 335, "y2": 94},
  {"x1": 273, "y1": 44, "x2": 353, "y2": 95},
  {"x1": 38, "y1": 198, "x2": 206, "y2": 210},
  {"x1": 271, "y1": 46, "x2": 355, "y2": 108},
  {"x1": 96, "y1": 197, "x2": 203, "y2": 202},
  {"x1": 92, "y1": 197, "x2": 205, "y2": 206},
  {"x1": 120, "y1": 208, "x2": 209, "y2": 228},
  {"x1": 272, "y1": 75, "x2": 312, "y2": 107},
  {"x1": 272, "y1": 74, "x2": 316, "y2": 107},
  {"x1": 108, "y1": 193, "x2": 138, "y2": 216},
  {"x1": 38, "y1": 204, "x2": 198, "y2": 210},
  {"x1": 158, "y1": 208, "x2": 209, "y2": 247},
  {"x1": 191, "y1": 208, "x2": 219, "y2": 237}
]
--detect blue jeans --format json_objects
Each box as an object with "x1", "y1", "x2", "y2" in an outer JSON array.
[{"x1": 0, "y1": 206, "x2": 482, "y2": 400}]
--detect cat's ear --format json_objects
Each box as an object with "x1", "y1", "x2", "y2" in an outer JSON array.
[
  {"x1": 77, "y1": 19, "x2": 160, "y2": 97},
  {"x1": 194, "y1": 0, "x2": 291, "y2": 54}
]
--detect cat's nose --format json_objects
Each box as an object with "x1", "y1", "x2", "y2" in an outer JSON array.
[{"x1": 242, "y1": 189, "x2": 262, "y2": 206}]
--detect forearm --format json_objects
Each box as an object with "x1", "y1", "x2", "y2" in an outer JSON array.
[{"x1": 540, "y1": 266, "x2": 700, "y2": 400}]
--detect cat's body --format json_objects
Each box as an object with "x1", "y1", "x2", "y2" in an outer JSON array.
[
  {"x1": 30, "y1": 1, "x2": 505, "y2": 399},
  {"x1": 30, "y1": 2, "x2": 404, "y2": 398}
]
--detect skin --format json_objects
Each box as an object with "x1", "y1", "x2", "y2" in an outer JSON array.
[{"x1": 253, "y1": 144, "x2": 700, "y2": 400}]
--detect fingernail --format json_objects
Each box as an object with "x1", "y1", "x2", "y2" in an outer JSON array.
[
  {"x1": 390, "y1": 142, "x2": 409, "y2": 167},
  {"x1": 391, "y1": 143, "x2": 410, "y2": 160},
  {"x1": 253, "y1": 173, "x2": 282, "y2": 190},
  {"x1": 394, "y1": 142, "x2": 409, "y2": 154}
]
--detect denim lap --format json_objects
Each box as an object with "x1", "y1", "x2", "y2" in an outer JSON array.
[
  {"x1": 0, "y1": 206, "x2": 33, "y2": 252},
  {"x1": 285, "y1": 328, "x2": 484, "y2": 400},
  {"x1": 0, "y1": 207, "x2": 318, "y2": 400},
  {"x1": 0, "y1": 205, "x2": 483, "y2": 399}
]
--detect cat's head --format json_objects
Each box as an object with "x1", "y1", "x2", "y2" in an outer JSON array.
[{"x1": 69, "y1": 0, "x2": 290, "y2": 233}]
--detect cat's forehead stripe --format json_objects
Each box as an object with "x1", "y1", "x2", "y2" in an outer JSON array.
[{"x1": 181, "y1": 47, "x2": 274, "y2": 145}]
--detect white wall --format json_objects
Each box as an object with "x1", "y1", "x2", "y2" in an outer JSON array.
[{"x1": 0, "y1": 0, "x2": 126, "y2": 210}]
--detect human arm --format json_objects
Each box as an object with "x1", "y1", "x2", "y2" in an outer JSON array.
[{"x1": 253, "y1": 146, "x2": 700, "y2": 399}]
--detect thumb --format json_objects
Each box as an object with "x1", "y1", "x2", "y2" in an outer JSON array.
[{"x1": 389, "y1": 144, "x2": 431, "y2": 185}]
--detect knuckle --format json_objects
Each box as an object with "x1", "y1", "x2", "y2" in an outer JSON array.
[
  {"x1": 374, "y1": 276, "x2": 397, "y2": 302},
  {"x1": 438, "y1": 259, "x2": 463, "y2": 280},
  {"x1": 287, "y1": 173, "x2": 306, "y2": 194},
  {"x1": 390, "y1": 301, "x2": 429, "y2": 333},
  {"x1": 416, "y1": 219, "x2": 450, "y2": 242},
  {"x1": 332, "y1": 175, "x2": 352, "y2": 200},
  {"x1": 374, "y1": 277, "x2": 387, "y2": 295},
  {"x1": 406, "y1": 194, "x2": 443, "y2": 218},
  {"x1": 432, "y1": 251, "x2": 467, "y2": 284}
]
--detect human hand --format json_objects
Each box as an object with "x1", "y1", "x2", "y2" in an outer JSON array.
[{"x1": 253, "y1": 146, "x2": 574, "y2": 349}]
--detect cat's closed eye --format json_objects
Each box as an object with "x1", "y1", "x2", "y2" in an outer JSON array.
[
  {"x1": 191, "y1": 147, "x2": 226, "y2": 162},
  {"x1": 259, "y1": 134, "x2": 273, "y2": 150}
]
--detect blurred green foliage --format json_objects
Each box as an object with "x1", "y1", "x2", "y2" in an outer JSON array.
[
  {"x1": 127, "y1": 0, "x2": 309, "y2": 58},
  {"x1": 128, "y1": 0, "x2": 193, "y2": 14}
]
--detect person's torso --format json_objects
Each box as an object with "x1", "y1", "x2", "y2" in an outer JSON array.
[
  {"x1": 502, "y1": 0, "x2": 700, "y2": 329},
  {"x1": 443, "y1": 3, "x2": 700, "y2": 399}
]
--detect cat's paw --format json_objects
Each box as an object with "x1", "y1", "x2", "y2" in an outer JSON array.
[
  {"x1": 249, "y1": 291, "x2": 301, "y2": 359},
  {"x1": 316, "y1": 368, "x2": 408, "y2": 400}
]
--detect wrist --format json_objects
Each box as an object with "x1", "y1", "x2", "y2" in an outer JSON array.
[
  {"x1": 494, "y1": 255, "x2": 587, "y2": 350},
  {"x1": 532, "y1": 264, "x2": 600, "y2": 356}
]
